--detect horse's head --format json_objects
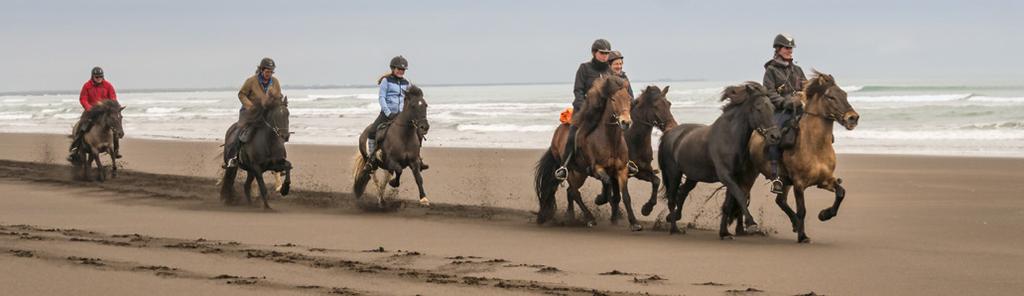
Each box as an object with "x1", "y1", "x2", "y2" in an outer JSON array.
[
  {"x1": 633, "y1": 85, "x2": 678, "y2": 131},
  {"x1": 402, "y1": 85, "x2": 430, "y2": 136},
  {"x1": 93, "y1": 100, "x2": 125, "y2": 138},
  {"x1": 804, "y1": 71, "x2": 859, "y2": 130},
  {"x1": 722, "y1": 82, "x2": 781, "y2": 144},
  {"x1": 260, "y1": 97, "x2": 291, "y2": 142},
  {"x1": 586, "y1": 75, "x2": 632, "y2": 130}
]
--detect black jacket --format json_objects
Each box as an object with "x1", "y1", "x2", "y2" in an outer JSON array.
[
  {"x1": 573, "y1": 58, "x2": 612, "y2": 109},
  {"x1": 763, "y1": 57, "x2": 806, "y2": 110}
]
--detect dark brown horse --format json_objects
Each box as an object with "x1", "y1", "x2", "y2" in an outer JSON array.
[
  {"x1": 70, "y1": 100, "x2": 125, "y2": 182},
  {"x1": 657, "y1": 82, "x2": 782, "y2": 238},
  {"x1": 352, "y1": 85, "x2": 430, "y2": 207},
  {"x1": 749, "y1": 71, "x2": 860, "y2": 243},
  {"x1": 534, "y1": 75, "x2": 640, "y2": 230},
  {"x1": 220, "y1": 98, "x2": 292, "y2": 209},
  {"x1": 594, "y1": 85, "x2": 679, "y2": 214}
]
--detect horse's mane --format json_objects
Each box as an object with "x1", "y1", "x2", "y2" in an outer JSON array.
[
  {"x1": 405, "y1": 85, "x2": 423, "y2": 99},
  {"x1": 575, "y1": 75, "x2": 626, "y2": 132},
  {"x1": 803, "y1": 69, "x2": 835, "y2": 97},
  {"x1": 240, "y1": 100, "x2": 281, "y2": 127},
  {"x1": 84, "y1": 100, "x2": 122, "y2": 120},
  {"x1": 720, "y1": 81, "x2": 763, "y2": 111}
]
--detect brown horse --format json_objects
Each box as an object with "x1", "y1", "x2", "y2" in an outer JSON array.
[
  {"x1": 593, "y1": 85, "x2": 679, "y2": 213},
  {"x1": 749, "y1": 71, "x2": 860, "y2": 243},
  {"x1": 70, "y1": 100, "x2": 125, "y2": 182},
  {"x1": 534, "y1": 75, "x2": 640, "y2": 230},
  {"x1": 220, "y1": 98, "x2": 292, "y2": 209},
  {"x1": 352, "y1": 85, "x2": 431, "y2": 207}
]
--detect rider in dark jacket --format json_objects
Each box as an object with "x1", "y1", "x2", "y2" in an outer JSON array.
[
  {"x1": 763, "y1": 33, "x2": 807, "y2": 194},
  {"x1": 554, "y1": 39, "x2": 614, "y2": 181}
]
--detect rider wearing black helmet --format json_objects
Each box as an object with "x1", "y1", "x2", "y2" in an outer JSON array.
[
  {"x1": 366, "y1": 55, "x2": 428, "y2": 170},
  {"x1": 763, "y1": 33, "x2": 807, "y2": 194}
]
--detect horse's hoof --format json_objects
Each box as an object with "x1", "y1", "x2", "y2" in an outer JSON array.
[
  {"x1": 666, "y1": 212, "x2": 678, "y2": 222},
  {"x1": 745, "y1": 224, "x2": 761, "y2": 234},
  {"x1": 594, "y1": 194, "x2": 608, "y2": 206},
  {"x1": 280, "y1": 183, "x2": 291, "y2": 196},
  {"x1": 640, "y1": 203, "x2": 654, "y2": 216},
  {"x1": 720, "y1": 234, "x2": 734, "y2": 240},
  {"x1": 586, "y1": 220, "x2": 597, "y2": 228},
  {"x1": 419, "y1": 197, "x2": 431, "y2": 207},
  {"x1": 798, "y1": 236, "x2": 812, "y2": 244},
  {"x1": 818, "y1": 209, "x2": 834, "y2": 221},
  {"x1": 630, "y1": 224, "x2": 643, "y2": 232}
]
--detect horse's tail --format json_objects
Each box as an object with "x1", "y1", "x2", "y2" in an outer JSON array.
[
  {"x1": 220, "y1": 166, "x2": 237, "y2": 204},
  {"x1": 533, "y1": 149, "x2": 560, "y2": 224},
  {"x1": 352, "y1": 152, "x2": 371, "y2": 198}
]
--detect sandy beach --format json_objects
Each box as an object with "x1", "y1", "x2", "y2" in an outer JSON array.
[{"x1": 2, "y1": 132, "x2": 1024, "y2": 295}]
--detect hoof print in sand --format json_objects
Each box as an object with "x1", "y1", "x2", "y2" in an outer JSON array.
[
  {"x1": 726, "y1": 287, "x2": 765, "y2": 294},
  {"x1": 9, "y1": 249, "x2": 34, "y2": 257},
  {"x1": 632, "y1": 275, "x2": 666, "y2": 284},
  {"x1": 66, "y1": 256, "x2": 104, "y2": 266},
  {"x1": 536, "y1": 266, "x2": 561, "y2": 273}
]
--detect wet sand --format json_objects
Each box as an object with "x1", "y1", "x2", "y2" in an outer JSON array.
[{"x1": 2, "y1": 133, "x2": 1024, "y2": 295}]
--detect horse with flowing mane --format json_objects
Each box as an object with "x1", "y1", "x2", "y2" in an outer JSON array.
[
  {"x1": 352, "y1": 85, "x2": 431, "y2": 207},
  {"x1": 656, "y1": 82, "x2": 782, "y2": 238},
  {"x1": 69, "y1": 100, "x2": 125, "y2": 182},
  {"x1": 748, "y1": 71, "x2": 860, "y2": 243},
  {"x1": 534, "y1": 75, "x2": 642, "y2": 231},
  {"x1": 220, "y1": 98, "x2": 292, "y2": 209}
]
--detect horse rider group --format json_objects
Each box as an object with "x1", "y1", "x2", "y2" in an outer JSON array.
[
  {"x1": 552, "y1": 34, "x2": 804, "y2": 195},
  {"x1": 68, "y1": 33, "x2": 805, "y2": 196}
]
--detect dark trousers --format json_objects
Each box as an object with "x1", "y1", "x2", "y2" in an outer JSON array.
[
  {"x1": 367, "y1": 112, "x2": 389, "y2": 141},
  {"x1": 767, "y1": 111, "x2": 794, "y2": 162}
]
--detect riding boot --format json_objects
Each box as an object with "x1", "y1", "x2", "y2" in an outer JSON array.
[
  {"x1": 769, "y1": 160, "x2": 784, "y2": 194},
  {"x1": 365, "y1": 138, "x2": 379, "y2": 169},
  {"x1": 554, "y1": 125, "x2": 578, "y2": 181}
]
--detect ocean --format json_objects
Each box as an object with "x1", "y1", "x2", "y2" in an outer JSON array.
[{"x1": 2, "y1": 81, "x2": 1023, "y2": 157}]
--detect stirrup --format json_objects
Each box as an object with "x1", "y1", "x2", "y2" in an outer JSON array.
[
  {"x1": 627, "y1": 161, "x2": 639, "y2": 177},
  {"x1": 770, "y1": 178, "x2": 784, "y2": 194},
  {"x1": 554, "y1": 166, "x2": 568, "y2": 181}
]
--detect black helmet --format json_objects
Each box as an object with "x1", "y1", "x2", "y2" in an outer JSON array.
[
  {"x1": 91, "y1": 66, "x2": 104, "y2": 77},
  {"x1": 591, "y1": 39, "x2": 611, "y2": 53},
  {"x1": 773, "y1": 34, "x2": 796, "y2": 48},
  {"x1": 259, "y1": 57, "x2": 276, "y2": 70},
  {"x1": 608, "y1": 50, "x2": 624, "y2": 62},
  {"x1": 390, "y1": 56, "x2": 408, "y2": 69}
]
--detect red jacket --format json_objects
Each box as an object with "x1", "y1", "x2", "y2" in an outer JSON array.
[{"x1": 79, "y1": 80, "x2": 117, "y2": 110}]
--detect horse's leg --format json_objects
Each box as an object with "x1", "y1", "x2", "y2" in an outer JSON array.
[
  {"x1": 109, "y1": 149, "x2": 118, "y2": 178},
  {"x1": 595, "y1": 169, "x2": 620, "y2": 224},
  {"x1": 567, "y1": 171, "x2": 594, "y2": 226},
  {"x1": 719, "y1": 191, "x2": 737, "y2": 240},
  {"x1": 794, "y1": 187, "x2": 810, "y2": 243},
  {"x1": 638, "y1": 170, "x2": 660, "y2": 216},
  {"x1": 389, "y1": 169, "x2": 402, "y2": 189},
  {"x1": 715, "y1": 169, "x2": 759, "y2": 233},
  {"x1": 254, "y1": 170, "x2": 271, "y2": 210},
  {"x1": 819, "y1": 180, "x2": 846, "y2": 222},
  {"x1": 243, "y1": 173, "x2": 255, "y2": 205},
  {"x1": 774, "y1": 184, "x2": 799, "y2": 232},
  {"x1": 618, "y1": 171, "x2": 642, "y2": 231},
  {"x1": 93, "y1": 151, "x2": 105, "y2": 182},
  {"x1": 669, "y1": 179, "x2": 698, "y2": 234},
  {"x1": 411, "y1": 164, "x2": 430, "y2": 206},
  {"x1": 83, "y1": 152, "x2": 92, "y2": 181}
]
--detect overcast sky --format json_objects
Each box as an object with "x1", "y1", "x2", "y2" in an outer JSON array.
[{"x1": 2, "y1": 0, "x2": 1021, "y2": 92}]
